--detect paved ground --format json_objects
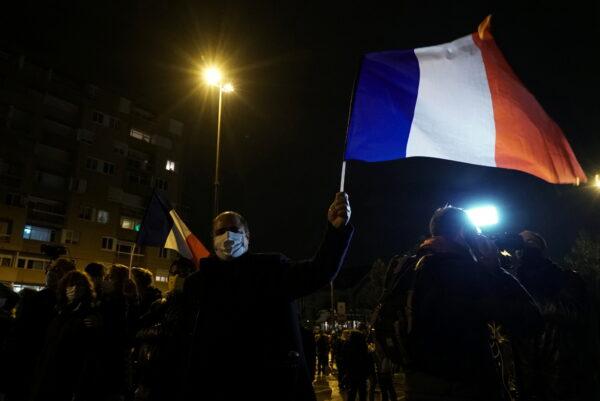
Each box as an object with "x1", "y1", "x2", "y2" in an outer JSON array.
[{"x1": 314, "y1": 373, "x2": 406, "y2": 401}]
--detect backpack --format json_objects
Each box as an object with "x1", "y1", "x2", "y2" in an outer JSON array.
[{"x1": 371, "y1": 254, "x2": 425, "y2": 367}]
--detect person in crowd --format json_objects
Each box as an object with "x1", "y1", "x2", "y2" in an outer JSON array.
[
  {"x1": 99, "y1": 264, "x2": 138, "y2": 400},
  {"x1": 316, "y1": 331, "x2": 330, "y2": 377},
  {"x1": 180, "y1": 192, "x2": 353, "y2": 401},
  {"x1": 84, "y1": 262, "x2": 106, "y2": 300},
  {"x1": 133, "y1": 257, "x2": 195, "y2": 401},
  {"x1": 131, "y1": 267, "x2": 162, "y2": 316},
  {"x1": 367, "y1": 340, "x2": 378, "y2": 401},
  {"x1": 406, "y1": 206, "x2": 542, "y2": 401},
  {"x1": 0, "y1": 282, "x2": 18, "y2": 346},
  {"x1": 331, "y1": 330, "x2": 347, "y2": 391},
  {"x1": 342, "y1": 329, "x2": 372, "y2": 401},
  {"x1": 299, "y1": 324, "x2": 317, "y2": 383},
  {"x1": 515, "y1": 230, "x2": 593, "y2": 401},
  {"x1": 0, "y1": 283, "x2": 19, "y2": 397},
  {"x1": 6, "y1": 259, "x2": 75, "y2": 401},
  {"x1": 29, "y1": 271, "x2": 103, "y2": 401},
  {"x1": 372, "y1": 343, "x2": 397, "y2": 401}
]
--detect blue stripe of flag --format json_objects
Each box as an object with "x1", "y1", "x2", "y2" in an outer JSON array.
[
  {"x1": 136, "y1": 191, "x2": 174, "y2": 246},
  {"x1": 344, "y1": 50, "x2": 420, "y2": 162}
]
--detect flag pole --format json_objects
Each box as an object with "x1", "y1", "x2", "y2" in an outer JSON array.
[
  {"x1": 339, "y1": 57, "x2": 364, "y2": 192},
  {"x1": 128, "y1": 244, "x2": 136, "y2": 278}
]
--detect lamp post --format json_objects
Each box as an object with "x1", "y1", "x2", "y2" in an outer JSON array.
[{"x1": 203, "y1": 67, "x2": 234, "y2": 217}]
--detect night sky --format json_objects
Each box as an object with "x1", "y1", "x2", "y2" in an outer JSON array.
[{"x1": 2, "y1": 0, "x2": 598, "y2": 270}]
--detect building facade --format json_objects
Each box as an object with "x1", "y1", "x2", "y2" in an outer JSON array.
[{"x1": 0, "y1": 51, "x2": 187, "y2": 291}]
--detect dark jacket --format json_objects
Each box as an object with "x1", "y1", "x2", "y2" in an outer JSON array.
[
  {"x1": 29, "y1": 302, "x2": 103, "y2": 401},
  {"x1": 180, "y1": 223, "x2": 353, "y2": 401},
  {"x1": 517, "y1": 253, "x2": 593, "y2": 400},
  {"x1": 407, "y1": 237, "x2": 541, "y2": 401},
  {"x1": 133, "y1": 291, "x2": 187, "y2": 401}
]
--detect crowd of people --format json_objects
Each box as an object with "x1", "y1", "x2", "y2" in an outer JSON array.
[
  {"x1": 305, "y1": 328, "x2": 398, "y2": 401},
  {"x1": 0, "y1": 194, "x2": 598, "y2": 401}
]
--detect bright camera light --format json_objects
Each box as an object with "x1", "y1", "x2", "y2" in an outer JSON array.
[
  {"x1": 222, "y1": 82, "x2": 234, "y2": 93},
  {"x1": 203, "y1": 67, "x2": 222, "y2": 86},
  {"x1": 465, "y1": 206, "x2": 499, "y2": 229}
]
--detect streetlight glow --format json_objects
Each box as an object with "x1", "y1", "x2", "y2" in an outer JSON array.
[
  {"x1": 222, "y1": 82, "x2": 234, "y2": 93},
  {"x1": 465, "y1": 206, "x2": 499, "y2": 229},
  {"x1": 594, "y1": 174, "x2": 600, "y2": 189},
  {"x1": 203, "y1": 67, "x2": 222, "y2": 86}
]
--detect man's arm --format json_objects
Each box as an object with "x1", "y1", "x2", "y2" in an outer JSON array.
[{"x1": 274, "y1": 192, "x2": 353, "y2": 299}]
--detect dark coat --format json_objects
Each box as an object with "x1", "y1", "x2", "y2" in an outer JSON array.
[
  {"x1": 517, "y1": 254, "x2": 593, "y2": 400},
  {"x1": 407, "y1": 237, "x2": 542, "y2": 401},
  {"x1": 29, "y1": 302, "x2": 103, "y2": 401},
  {"x1": 180, "y1": 224, "x2": 353, "y2": 401}
]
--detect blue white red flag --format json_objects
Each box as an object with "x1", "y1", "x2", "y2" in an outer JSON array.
[
  {"x1": 344, "y1": 16, "x2": 586, "y2": 184},
  {"x1": 136, "y1": 191, "x2": 209, "y2": 266}
]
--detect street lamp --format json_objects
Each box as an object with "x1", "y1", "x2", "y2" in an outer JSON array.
[{"x1": 203, "y1": 66, "x2": 234, "y2": 217}]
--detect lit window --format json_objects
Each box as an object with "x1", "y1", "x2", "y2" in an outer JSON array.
[
  {"x1": 155, "y1": 275, "x2": 168, "y2": 283},
  {"x1": 96, "y1": 210, "x2": 109, "y2": 224},
  {"x1": 120, "y1": 217, "x2": 141, "y2": 231},
  {"x1": 130, "y1": 129, "x2": 152, "y2": 143},
  {"x1": 22, "y1": 225, "x2": 55, "y2": 242},
  {"x1": 165, "y1": 160, "x2": 176, "y2": 172}
]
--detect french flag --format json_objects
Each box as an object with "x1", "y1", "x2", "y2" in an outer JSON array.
[
  {"x1": 136, "y1": 191, "x2": 209, "y2": 266},
  {"x1": 344, "y1": 16, "x2": 586, "y2": 184}
]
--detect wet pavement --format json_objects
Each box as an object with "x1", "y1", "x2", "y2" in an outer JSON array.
[{"x1": 314, "y1": 373, "x2": 406, "y2": 401}]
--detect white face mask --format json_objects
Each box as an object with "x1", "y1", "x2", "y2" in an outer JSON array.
[{"x1": 214, "y1": 231, "x2": 248, "y2": 261}]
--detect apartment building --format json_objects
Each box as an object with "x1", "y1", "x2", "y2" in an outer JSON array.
[{"x1": 0, "y1": 51, "x2": 187, "y2": 290}]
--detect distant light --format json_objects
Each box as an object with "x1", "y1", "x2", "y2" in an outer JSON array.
[
  {"x1": 134, "y1": 224, "x2": 141, "y2": 232},
  {"x1": 222, "y1": 82, "x2": 234, "y2": 93},
  {"x1": 465, "y1": 206, "x2": 499, "y2": 229},
  {"x1": 500, "y1": 250, "x2": 512, "y2": 257},
  {"x1": 595, "y1": 174, "x2": 600, "y2": 189},
  {"x1": 203, "y1": 67, "x2": 222, "y2": 86}
]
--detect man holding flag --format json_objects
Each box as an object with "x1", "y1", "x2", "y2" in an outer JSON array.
[{"x1": 179, "y1": 192, "x2": 352, "y2": 401}]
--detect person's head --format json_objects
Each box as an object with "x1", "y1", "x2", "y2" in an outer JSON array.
[
  {"x1": 45, "y1": 258, "x2": 76, "y2": 290},
  {"x1": 429, "y1": 206, "x2": 478, "y2": 247},
  {"x1": 518, "y1": 230, "x2": 547, "y2": 260},
  {"x1": 57, "y1": 271, "x2": 95, "y2": 307},
  {"x1": 104, "y1": 264, "x2": 130, "y2": 295},
  {"x1": 131, "y1": 267, "x2": 153, "y2": 290},
  {"x1": 84, "y1": 262, "x2": 106, "y2": 289},
  {"x1": 212, "y1": 211, "x2": 250, "y2": 261},
  {"x1": 168, "y1": 258, "x2": 195, "y2": 293}
]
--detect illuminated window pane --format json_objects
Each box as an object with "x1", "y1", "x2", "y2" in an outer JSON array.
[{"x1": 165, "y1": 160, "x2": 176, "y2": 171}]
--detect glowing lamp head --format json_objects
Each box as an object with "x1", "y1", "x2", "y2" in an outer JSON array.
[
  {"x1": 594, "y1": 174, "x2": 600, "y2": 189},
  {"x1": 465, "y1": 206, "x2": 499, "y2": 230},
  {"x1": 203, "y1": 67, "x2": 222, "y2": 86},
  {"x1": 222, "y1": 82, "x2": 234, "y2": 93}
]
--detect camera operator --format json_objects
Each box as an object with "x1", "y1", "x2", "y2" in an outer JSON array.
[{"x1": 405, "y1": 206, "x2": 542, "y2": 401}]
